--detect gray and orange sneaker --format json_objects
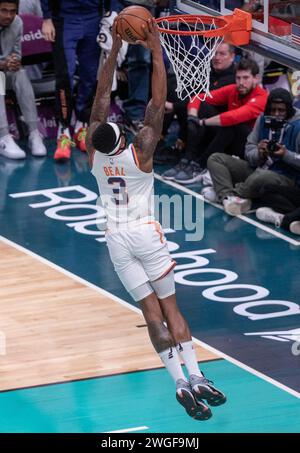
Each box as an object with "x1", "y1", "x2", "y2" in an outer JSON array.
[
  {"x1": 190, "y1": 374, "x2": 227, "y2": 407},
  {"x1": 176, "y1": 379, "x2": 212, "y2": 420},
  {"x1": 74, "y1": 126, "x2": 87, "y2": 152}
]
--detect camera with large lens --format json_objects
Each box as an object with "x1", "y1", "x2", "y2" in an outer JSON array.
[{"x1": 264, "y1": 116, "x2": 286, "y2": 155}]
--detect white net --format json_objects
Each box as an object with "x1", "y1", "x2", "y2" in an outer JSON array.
[{"x1": 158, "y1": 16, "x2": 224, "y2": 101}]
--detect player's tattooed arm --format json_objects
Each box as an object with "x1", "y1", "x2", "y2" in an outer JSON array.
[
  {"x1": 143, "y1": 99, "x2": 164, "y2": 136},
  {"x1": 87, "y1": 20, "x2": 122, "y2": 153},
  {"x1": 133, "y1": 18, "x2": 167, "y2": 171},
  {"x1": 133, "y1": 100, "x2": 164, "y2": 170},
  {"x1": 89, "y1": 49, "x2": 117, "y2": 126}
]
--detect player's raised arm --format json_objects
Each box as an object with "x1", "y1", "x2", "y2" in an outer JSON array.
[
  {"x1": 142, "y1": 18, "x2": 167, "y2": 121},
  {"x1": 134, "y1": 18, "x2": 167, "y2": 170},
  {"x1": 86, "y1": 20, "x2": 122, "y2": 154}
]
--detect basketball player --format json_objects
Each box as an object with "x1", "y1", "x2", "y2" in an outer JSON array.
[{"x1": 86, "y1": 18, "x2": 226, "y2": 420}]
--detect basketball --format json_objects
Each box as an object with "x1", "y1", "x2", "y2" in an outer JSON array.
[{"x1": 116, "y1": 6, "x2": 153, "y2": 44}]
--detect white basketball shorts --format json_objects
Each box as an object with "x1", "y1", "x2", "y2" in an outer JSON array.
[{"x1": 105, "y1": 222, "x2": 176, "y2": 293}]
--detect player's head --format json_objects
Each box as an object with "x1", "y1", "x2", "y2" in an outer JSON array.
[
  {"x1": 0, "y1": 1, "x2": 18, "y2": 27},
  {"x1": 91, "y1": 122, "x2": 126, "y2": 155},
  {"x1": 265, "y1": 88, "x2": 295, "y2": 120},
  {"x1": 235, "y1": 58, "x2": 260, "y2": 97}
]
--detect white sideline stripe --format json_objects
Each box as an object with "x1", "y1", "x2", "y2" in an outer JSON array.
[
  {"x1": 105, "y1": 426, "x2": 149, "y2": 433},
  {"x1": 154, "y1": 173, "x2": 300, "y2": 247},
  {"x1": 192, "y1": 337, "x2": 300, "y2": 399},
  {"x1": 1, "y1": 235, "x2": 300, "y2": 400}
]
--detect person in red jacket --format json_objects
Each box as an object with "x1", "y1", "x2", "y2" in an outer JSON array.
[{"x1": 163, "y1": 58, "x2": 268, "y2": 185}]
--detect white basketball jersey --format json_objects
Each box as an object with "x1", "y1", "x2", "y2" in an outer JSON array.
[{"x1": 91, "y1": 143, "x2": 154, "y2": 231}]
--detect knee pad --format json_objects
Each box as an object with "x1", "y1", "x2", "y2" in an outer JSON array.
[
  {"x1": 151, "y1": 270, "x2": 175, "y2": 300},
  {"x1": 129, "y1": 281, "x2": 153, "y2": 302}
]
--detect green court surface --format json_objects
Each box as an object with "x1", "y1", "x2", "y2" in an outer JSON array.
[{"x1": 0, "y1": 359, "x2": 299, "y2": 433}]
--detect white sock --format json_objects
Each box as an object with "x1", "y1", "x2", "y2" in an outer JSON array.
[
  {"x1": 74, "y1": 120, "x2": 84, "y2": 133},
  {"x1": 159, "y1": 347, "x2": 187, "y2": 383},
  {"x1": 57, "y1": 124, "x2": 71, "y2": 139},
  {"x1": 176, "y1": 341, "x2": 203, "y2": 377}
]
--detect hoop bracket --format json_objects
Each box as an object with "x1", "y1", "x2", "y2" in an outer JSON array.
[{"x1": 221, "y1": 8, "x2": 252, "y2": 46}]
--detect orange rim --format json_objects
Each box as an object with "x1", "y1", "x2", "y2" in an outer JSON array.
[
  {"x1": 156, "y1": 14, "x2": 228, "y2": 37},
  {"x1": 155, "y1": 8, "x2": 252, "y2": 44}
]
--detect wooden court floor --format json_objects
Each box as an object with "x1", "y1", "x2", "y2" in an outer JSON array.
[{"x1": 0, "y1": 240, "x2": 217, "y2": 392}]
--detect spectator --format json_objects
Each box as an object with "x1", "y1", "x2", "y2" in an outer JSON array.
[
  {"x1": 155, "y1": 42, "x2": 236, "y2": 164},
  {"x1": 97, "y1": 9, "x2": 128, "y2": 94},
  {"x1": 41, "y1": 0, "x2": 103, "y2": 160},
  {"x1": 114, "y1": 0, "x2": 152, "y2": 134},
  {"x1": 19, "y1": 0, "x2": 45, "y2": 82},
  {"x1": 153, "y1": 66, "x2": 189, "y2": 164},
  {"x1": 19, "y1": 0, "x2": 42, "y2": 16},
  {"x1": 256, "y1": 184, "x2": 300, "y2": 235},
  {"x1": 163, "y1": 58, "x2": 267, "y2": 184},
  {"x1": 210, "y1": 43, "x2": 236, "y2": 89},
  {"x1": 0, "y1": 0, "x2": 46, "y2": 159},
  {"x1": 207, "y1": 88, "x2": 300, "y2": 216},
  {"x1": 118, "y1": 0, "x2": 167, "y2": 134}
]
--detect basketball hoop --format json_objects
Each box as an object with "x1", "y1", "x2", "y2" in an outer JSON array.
[{"x1": 156, "y1": 9, "x2": 252, "y2": 101}]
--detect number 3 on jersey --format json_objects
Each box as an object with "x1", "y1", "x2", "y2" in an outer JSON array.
[{"x1": 108, "y1": 177, "x2": 129, "y2": 205}]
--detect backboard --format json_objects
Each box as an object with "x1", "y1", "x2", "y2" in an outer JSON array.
[{"x1": 172, "y1": 0, "x2": 300, "y2": 70}]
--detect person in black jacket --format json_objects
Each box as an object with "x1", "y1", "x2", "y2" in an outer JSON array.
[{"x1": 41, "y1": 0, "x2": 108, "y2": 160}]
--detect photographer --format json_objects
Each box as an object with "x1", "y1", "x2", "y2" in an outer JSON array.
[{"x1": 207, "y1": 88, "x2": 300, "y2": 216}]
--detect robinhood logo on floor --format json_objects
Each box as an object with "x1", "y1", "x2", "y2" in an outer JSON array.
[
  {"x1": 0, "y1": 72, "x2": 6, "y2": 96},
  {"x1": 9, "y1": 185, "x2": 300, "y2": 354}
]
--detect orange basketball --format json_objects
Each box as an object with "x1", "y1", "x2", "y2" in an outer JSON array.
[{"x1": 116, "y1": 5, "x2": 153, "y2": 44}]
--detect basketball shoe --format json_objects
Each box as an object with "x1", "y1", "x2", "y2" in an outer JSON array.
[
  {"x1": 54, "y1": 134, "x2": 73, "y2": 161},
  {"x1": 74, "y1": 126, "x2": 87, "y2": 152},
  {"x1": 290, "y1": 221, "x2": 300, "y2": 235},
  {"x1": 176, "y1": 379, "x2": 212, "y2": 420},
  {"x1": 189, "y1": 374, "x2": 227, "y2": 406},
  {"x1": 256, "y1": 207, "x2": 283, "y2": 227},
  {"x1": 223, "y1": 196, "x2": 251, "y2": 216}
]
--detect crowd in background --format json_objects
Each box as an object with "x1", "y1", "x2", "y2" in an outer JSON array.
[{"x1": 0, "y1": 0, "x2": 299, "y2": 234}]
